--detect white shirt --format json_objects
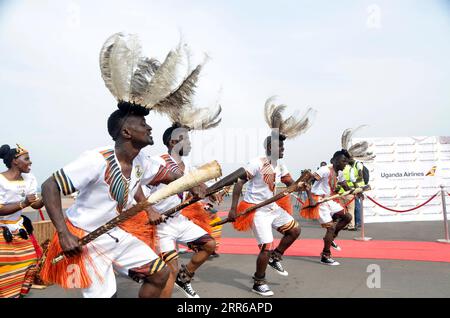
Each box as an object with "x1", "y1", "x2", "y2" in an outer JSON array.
[
  {"x1": 243, "y1": 157, "x2": 290, "y2": 204},
  {"x1": 55, "y1": 146, "x2": 166, "y2": 232},
  {"x1": 0, "y1": 173, "x2": 38, "y2": 231},
  {"x1": 142, "y1": 153, "x2": 184, "y2": 215},
  {"x1": 311, "y1": 165, "x2": 345, "y2": 196}
]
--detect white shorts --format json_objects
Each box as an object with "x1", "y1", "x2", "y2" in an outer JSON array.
[
  {"x1": 157, "y1": 214, "x2": 207, "y2": 253},
  {"x1": 251, "y1": 203, "x2": 296, "y2": 245},
  {"x1": 318, "y1": 200, "x2": 344, "y2": 224},
  {"x1": 80, "y1": 227, "x2": 160, "y2": 298}
]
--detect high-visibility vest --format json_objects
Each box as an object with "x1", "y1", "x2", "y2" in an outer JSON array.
[
  {"x1": 338, "y1": 165, "x2": 354, "y2": 194},
  {"x1": 353, "y1": 161, "x2": 366, "y2": 187}
]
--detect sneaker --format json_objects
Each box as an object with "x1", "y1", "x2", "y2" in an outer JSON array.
[
  {"x1": 320, "y1": 256, "x2": 340, "y2": 266},
  {"x1": 175, "y1": 278, "x2": 200, "y2": 298},
  {"x1": 210, "y1": 252, "x2": 220, "y2": 258},
  {"x1": 331, "y1": 241, "x2": 342, "y2": 251},
  {"x1": 251, "y1": 283, "x2": 274, "y2": 297},
  {"x1": 268, "y1": 258, "x2": 288, "y2": 276}
]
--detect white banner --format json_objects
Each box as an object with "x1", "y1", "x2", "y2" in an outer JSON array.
[{"x1": 353, "y1": 136, "x2": 450, "y2": 223}]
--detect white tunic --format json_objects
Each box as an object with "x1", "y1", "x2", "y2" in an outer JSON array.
[
  {"x1": 142, "y1": 153, "x2": 185, "y2": 215},
  {"x1": 311, "y1": 165, "x2": 345, "y2": 196},
  {"x1": 0, "y1": 173, "x2": 38, "y2": 231},
  {"x1": 243, "y1": 157, "x2": 290, "y2": 204},
  {"x1": 54, "y1": 146, "x2": 166, "y2": 232}
]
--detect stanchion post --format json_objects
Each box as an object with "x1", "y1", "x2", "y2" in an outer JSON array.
[
  {"x1": 354, "y1": 195, "x2": 372, "y2": 241},
  {"x1": 437, "y1": 185, "x2": 450, "y2": 244}
]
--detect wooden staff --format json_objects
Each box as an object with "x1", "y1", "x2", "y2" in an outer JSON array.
[
  {"x1": 212, "y1": 170, "x2": 313, "y2": 227},
  {"x1": 32, "y1": 239, "x2": 51, "y2": 287},
  {"x1": 160, "y1": 167, "x2": 247, "y2": 219},
  {"x1": 301, "y1": 185, "x2": 371, "y2": 209},
  {"x1": 51, "y1": 160, "x2": 222, "y2": 264}
]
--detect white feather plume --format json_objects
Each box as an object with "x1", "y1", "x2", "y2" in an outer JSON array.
[
  {"x1": 341, "y1": 125, "x2": 368, "y2": 150},
  {"x1": 264, "y1": 96, "x2": 315, "y2": 139},
  {"x1": 99, "y1": 33, "x2": 141, "y2": 102},
  {"x1": 152, "y1": 63, "x2": 201, "y2": 120},
  {"x1": 141, "y1": 42, "x2": 185, "y2": 108},
  {"x1": 179, "y1": 104, "x2": 222, "y2": 130},
  {"x1": 152, "y1": 57, "x2": 222, "y2": 131},
  {"x1": 99, "y1": 32, "x2": 186, "y2": 111},
  {"x1": 100, "y1": 33, "x2": 141, "y2": 101},
  {"x1": 130, "y1": 57, "x2": 160, "y2": 103},
  {"x1": 341, "y1": 125, "x2": 376, "y2": 161}
]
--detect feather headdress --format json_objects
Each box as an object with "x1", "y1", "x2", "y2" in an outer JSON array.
[
  {"x1": 99, "y1": 32, "x2": 185, "y2": 115},
  {"x1": 152, "y1": 57, "x2": 222, "y2": 131},
  {"x1": 341, "y1": 125, "x2": 376, "y2": 161},
  {"x1": 264, "y1": 96, "x2": 316, "y2": 139}
]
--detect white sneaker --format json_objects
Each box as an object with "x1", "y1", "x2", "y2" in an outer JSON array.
[
  {"x1": 252, "y1": 283, "x2": 274, "y2": 297},
  {"x1": 175, "y1": 279, "x2": 200, "y2": 298},
  {"x1": 320, "y1": 256, "x2": 340, "y2": 266},
  {"x1": 268, "y1": 258, "x2": 289, "y2": 276},
  {"x1": 331, "y1": 241, "x2": 342, "y2": 251}
]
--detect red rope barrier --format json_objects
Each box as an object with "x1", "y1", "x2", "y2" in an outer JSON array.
[
  {"x1": 340, "y1": 196, "x2": 356, "y2": 208},
  {"x1": 38, "y1": 209, "x2": 45, "y2": 221},
  {"x1": 291, "y1": 193, "x2": 355, "y2": 208},
  {"x1": 290, "y1": 193, "x2": 304, "y2": 205},
  {"x1": 365, "y1": 192, "x2": 439, "y2": 213}
]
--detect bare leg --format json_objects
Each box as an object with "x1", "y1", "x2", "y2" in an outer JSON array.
[
  {"x1": 333, "y1": 211, "x2": 352, "y2": 238},
  {"x1": 160, "y1": 258, "x2": 178, "y2": 298},
  {"x1": 274, "y1": 226, "x2": 300, "y2": 255},
  {"x1": 185, "y1": 239, "x2": 216, "y2": 273},
  {"x1": 138, "y1": 266, "x2": 170, "y2": 298},
  {"x1": 322, "y1": 226, "x2": 335, "y2": 257},
  {"x1": 255, "y1": 243, "x2": 271, "y2": 278}
]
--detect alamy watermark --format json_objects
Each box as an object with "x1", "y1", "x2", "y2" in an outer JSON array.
[
  {"x1": 366, "y1": 264, "x2": 381, "y2": 288},
  {"x1": 366, "y1": 4, "x2": 382, "y2": 29}
]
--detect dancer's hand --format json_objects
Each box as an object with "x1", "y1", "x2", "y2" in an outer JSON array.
[
  {"x1": 23, "y1": 194, "x2": 38, "y2": 206},
  {"x1": 228, "y1": 208, "x2": 237, "y2": 222},
  {"x1": 210, "y1": 192, "x2": 224, "y2": 204},
  {"x1": 146, "y1": 207, "x2": 163, "y2": 225},
  {"x1": 296, "y1": 181, "x2": 307, "y2": 191},
  {"x1": 191, "y1": 183, "x2": 207, "y2": 199},
  {"x1": 59, "y1": 231, "x2": 82, "y2": 258}
]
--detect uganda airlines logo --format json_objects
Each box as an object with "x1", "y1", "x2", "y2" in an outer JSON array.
[
  {"x1": 381, "y1": 166, "x2": 436, "y2": 179},
  {"x1": 426, "y1": 166, "x2": 437, "y2": 177}
]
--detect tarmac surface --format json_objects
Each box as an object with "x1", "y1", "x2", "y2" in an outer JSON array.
[{"x1": 26, "y1": 196, "x2": 450, "y2": 298}]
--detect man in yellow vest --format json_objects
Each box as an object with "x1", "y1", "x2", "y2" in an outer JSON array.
[{"x1": 336, "y1": 163, "x2": 357, "y2": 230}]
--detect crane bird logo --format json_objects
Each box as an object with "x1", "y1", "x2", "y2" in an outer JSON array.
[{"x1": 426, "y1": 166, "x2": 437, "y2": 177}]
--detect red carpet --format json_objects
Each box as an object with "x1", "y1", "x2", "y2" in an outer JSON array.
[{"x1": 211, "y1": 238, "x2": 450, "y2": 263}]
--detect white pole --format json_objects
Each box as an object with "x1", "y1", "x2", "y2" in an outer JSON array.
[
  {"x1": 354, "y1": 195, "x2": 372, "y2": 241},
  {"x1": 437, "y1": 185, "x2": 450, "y2": 244}
]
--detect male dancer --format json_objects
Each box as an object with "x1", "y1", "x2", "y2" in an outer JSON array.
[
  {"x1": 227, "y1": 97, "x2": 314, "y2": 296},
  {"x1": 142, "y1": 123, "x2": 220, "y2": 298},
  {"x1": 40, "y1": 33, "x2": 206, "y2": 298},
  {"x1": 228, "y1": 134, "x2": 302, "y2": 297},
  {"x1": 302, "y1": 150, "x2": 352, "y2": 266}
]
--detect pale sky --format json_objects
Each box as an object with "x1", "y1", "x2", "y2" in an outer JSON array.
[{"x1": 1, "y1": 0, "x2": 449, "y2": 184}]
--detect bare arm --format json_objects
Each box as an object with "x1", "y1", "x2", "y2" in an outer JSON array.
[
  {"x1": 281, "y1": 173, "x2": 308, "y2": 191},
  {"x1": 134, "y1": 187, "x2": 164, "y2": 225},
  {"x1": 0, "y1": 201, "x2": 26, "y2": 216},
  {"x1": 30, "y1": 198, "x2": 45, "y2": 210},
  {"x1": 0, "y1": 194, "x2": 38, "y2": 216},
  {"x1": 281, "y1": 174, "x2": 295, "y2": 187},
  {"x1": 227, "y1": 177, "x2": 248, "y2": 221},
  {"x1": 41, "y1": 176, "x2": 81, "y2": 257}
]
